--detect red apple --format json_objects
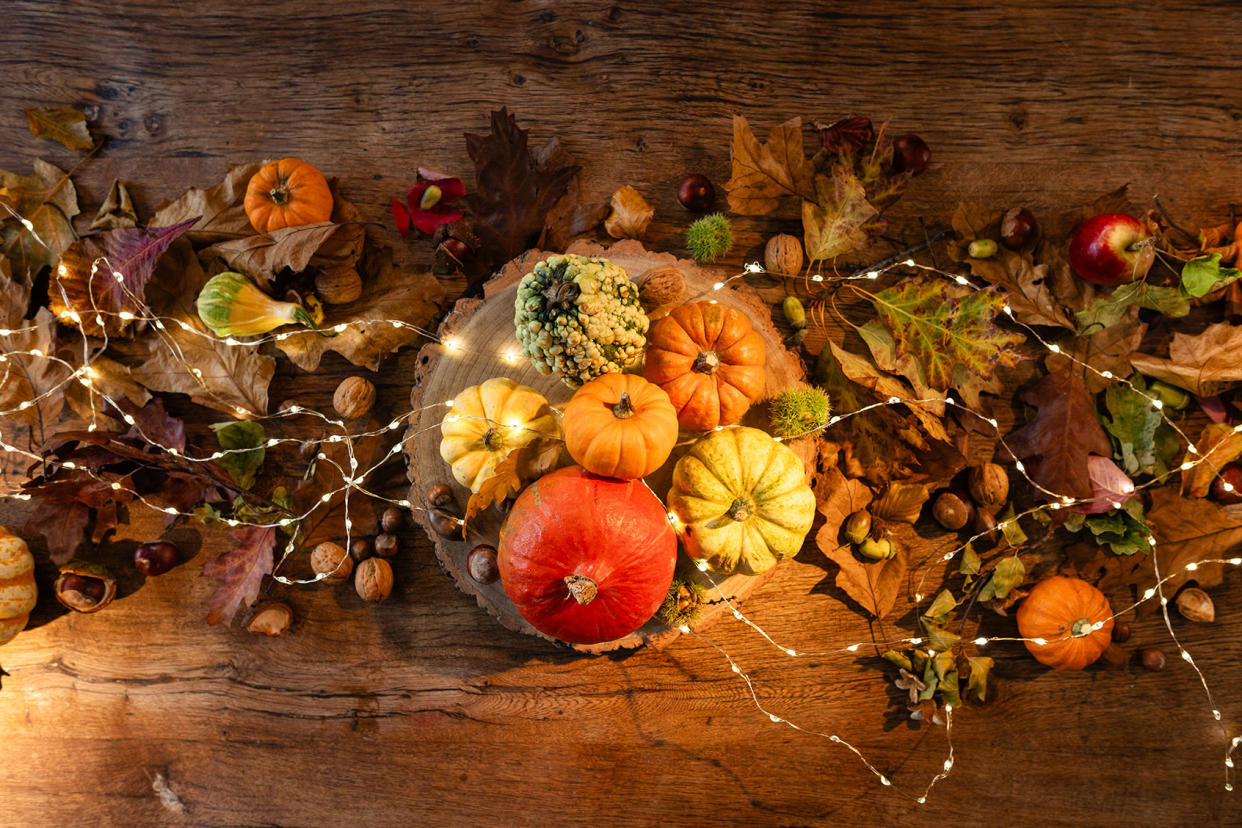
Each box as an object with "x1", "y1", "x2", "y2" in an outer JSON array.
[{"x1": 1068, "y1": 213, "x2": 1155, "y2": 286}]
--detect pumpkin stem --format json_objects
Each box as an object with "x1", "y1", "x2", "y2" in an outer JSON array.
[
  {"x1": 1070, "y1": 617, "x2": 1093, "y2": 638},
  {"x1": 267, "y1": 184, "x2": 290, "y2": 206},
  {"x1": 692, "y1": 350, "x2": 720, "y2": 375},
  {"x1": 726, "y1": 497, "x2": 754, "y2": 522},
  {"x1": 541, "y1": 276, "x2": 581, "y2": 310},
  {"x1": 564, "y1": 574, "x2": 598, "y2": 606},
  {"x1": 612, "y1": 392, "x2": 635, "y2": 420},
  {"x1": 482, "y1": 428, "x2": 503, "y2": 451}
]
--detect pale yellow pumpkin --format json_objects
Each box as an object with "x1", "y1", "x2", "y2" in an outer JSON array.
[
  {"x1": 667, "y1": 427, "x2": 815, "y2": 575},
  {"x1": 440, "y1": 377, "x2": 561, "y2": 492},
  {"x1": 0, "y1": 527, "x2": 37, "y2": 646}
]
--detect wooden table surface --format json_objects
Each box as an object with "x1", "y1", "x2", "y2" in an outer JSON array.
[{"x1": 3, "y1": 2, "x2": 1242, "y2": 826}]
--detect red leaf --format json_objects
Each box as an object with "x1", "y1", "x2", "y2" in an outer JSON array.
[
  {"x1": 50, "y1": 217, "x2": 197, "y2": 336},
  {"x1": 203, "y1": 525, "x2": 275, "y2": 625}
]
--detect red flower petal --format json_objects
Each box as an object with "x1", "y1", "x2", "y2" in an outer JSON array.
[
  {"x1": 391, "y1": 197, "x2": 412, "y2": 237},
  {"x1": 411, "y1": 207, "x2": 464, "y2": 235}
]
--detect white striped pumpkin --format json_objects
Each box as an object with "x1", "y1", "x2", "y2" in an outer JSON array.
[{"x1": 0, "y1": 527, "x2": 36, "y2": 646}]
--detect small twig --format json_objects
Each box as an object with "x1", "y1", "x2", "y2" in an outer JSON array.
[
  {"x1": 846, "y1": 228, "x2": 954, "y2": 278},
  {"x1": 956, "y1": 570, "x2": 994, "y2": 635},
  {"x1": 1152, "y1": 195, "x2": 1197, "y2": 245}
]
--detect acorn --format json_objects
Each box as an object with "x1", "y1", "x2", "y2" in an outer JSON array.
[{"x1": 844, "y1": 510, "x2": 871, "y2": 545}]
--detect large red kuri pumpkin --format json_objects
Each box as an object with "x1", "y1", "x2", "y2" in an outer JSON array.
[{"x1": 498, "y1": 466, "x2": 677, "y2": 644}]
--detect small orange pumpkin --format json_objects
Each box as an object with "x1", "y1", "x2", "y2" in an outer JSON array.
[
  {"x1": 0, "y1": 526, "x2": 37, "y2": 647},
  {"x1": 563, "y1": 373, "x2": 678, "y2": 480},
  {"x1": 1016, "y1": 575, "x2": 1114, "y2": 670},
  {"x1": 642, "y1": 301, "x2": 765, "y2": 432},
  {"x1": 243, "y1": 158, "x2": 334, "y2": 233}
]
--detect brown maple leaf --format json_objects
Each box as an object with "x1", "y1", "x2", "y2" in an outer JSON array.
[
  {"x1": 1045, "y1": 307, "x2": 1146, "y2": 394},
  {"x1": 1005, "y1": 368, "x2": 1113, "y2": 501},
  {"x1": 725, "y1": 114, "x2": 818, "y2": 215},
  {"x1": 1145, "y1": 486, "x2": 1236, "y2": 591}
]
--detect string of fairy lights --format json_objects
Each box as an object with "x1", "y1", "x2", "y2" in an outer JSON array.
[{"x1": 0, "y1": 234, "x2": 1238, "y2": 799}]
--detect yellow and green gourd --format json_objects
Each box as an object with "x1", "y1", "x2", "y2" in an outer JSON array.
[
  {"x1": 667, "y1": 426, "x2": 816, "y2": 576},
  {"x1": 196, "y1": 271, "x2": 325, "y2": 337},
  {"x1": 0, "y1": 527, "x2": 37, "y2": 647}
]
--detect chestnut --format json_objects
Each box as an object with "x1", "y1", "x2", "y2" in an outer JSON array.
[
  {"x1": 891, "y1": 133, "x2": 930, "y2": 175},
  {"x1": 374, "y1": 533, "x2": 399, "y2": 559},
  {"x1": 677, "y1": 174, "x2": 715, "y2": 212},
  {"x1": 467, "y1": 544, "x2": 500, "y2": 584},
  {"x1": 437, "y1": 237, "x2": 475, "y2": 272},
  {"x1": 380, "y1": 507, "x2": 406, "y2": 533},
  {"x1": 429, "y1": 509, "x2": 463, "y2": 540},
  {"x1": 1210, "y1": 463, "x2": 1242, "y2": 505},
  {"x1": 134, "y1": 540, "x2": 179, "y2": 576},
  {"x1": 54, "y1": 561, "x2": 117, "y2": 613},
  {"x1": 1140, "y1": 646, "x2": 1166, "y2": 672},
  {"x1": 1111, "y1": 622, "x2": 1132, "y2": 643},
  {"x1": 426, "y1": 484, "x2": 454, "y2": 509},
  {"x1": 1000, "y1": 207, "x2": 1038, "y2": 249},
  {"x1": 350, "y1": 538, "x2": 374, "y2": 562}
]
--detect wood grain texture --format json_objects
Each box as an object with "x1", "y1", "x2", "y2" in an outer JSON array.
[{"x1": 2, "y1": 1, "x2": 1242, "y2": 826}]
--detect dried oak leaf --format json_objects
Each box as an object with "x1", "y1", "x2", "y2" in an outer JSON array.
[
  {"x1": 1005, "y1": 368, "x2": 1113, "y2": 501},
  {"x1": 89, "y1": 179, "x2": 138, "y2": 231},
  {"x1": 802, "y1": 168, "x2": 878, "y2": 265},
  {"x1": 277, "y1": 246, "x2": 444, "y2": 372},
  {"x1": 1045, "y1": 307, "x2": 1146, "y2": 394},
  {"x1": 0, "y1": 159, "x2": 79, "y2": 281},
  {"x1": 462, "y1": 109, "x2": 580, "y2": 279},
  {"x1": 465, "y1": 451, "x2": 525, "y2": 526},
  {"x1": 822, "y1": 536, "x2": 908, "y2": 619},
  {"x1": 1145, "y1": 486, "x2": 1235, "y2": 591},
  {"x1": 725, "y1": 114, "x2": 817, "y2": 215},
  {"x1": 1129, "y1": 322, "x2": 1242, "y2": 397},
  {"x1": 125, "y1": 239, "x2": 274, "y2": 416},
  {"x1": 949, "y1": 204, "x2": 1073, "y2": 329},
  {"x1": 151, "y1": 161, "x2": 263, "y2": 244},
  {"x1": 63, "y1": 354, "x2": 150, "y2": 422},
  {"x1": 865, "y1": 278, "x2": 1026, "y2": 409},
  {"x1": 50, "y1": 217, "x2": 197, "y2": 337},
  {"x1": 540, "y1": 142, "x2": 608, "y2": 252},
  {"x1": 203, "y1": 525, "x2": 276, "y2": 625},
  {"x1": 24, "y1": 107, "x2": 93, "y2": 151},
  {"x1": 603, "y1": 186, "x2": 654, "y2": 240},
  {"x1": 24, "y1": 472, "x2": 131, "y2": 563},
  {"x1": 0, "y1": 306, "x2": 70, "y2": 429}
]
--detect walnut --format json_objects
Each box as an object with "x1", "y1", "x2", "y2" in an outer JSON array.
[
  {"x1": 333, "y1": 376, "x2": 376, "y2": 419},
  {"x1": 314, "y1": 266, "x2": 363, "y2": 305},
  {"x1": 310, "y1": 541, "x2": 353, "y2": 584},
  {"x1": 968, "y1": 463, "x2": 1009, "y2": 514},
  {"x1": 636, "y1": 265, "x2": 686, "y2": 311},
  {"x1": 765, "y1": 234, "x2": 803, "y2": 276},
  {"x1": 355, "y1": 557, "x2": 393, "y2": 603}
]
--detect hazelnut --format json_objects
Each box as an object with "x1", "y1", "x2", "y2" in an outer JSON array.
[
  {"x1": 310, "y1": 542, "x2": 353, "y2": 584},
  {"x1": 134, "y1": 540, "x2": 179, "y2": 576},
  {"x1": 374, "y1": 533, "x2": 399, "y2": 559},
  {"x1": 1111, "y1": 622, "x2": 1132, "y2": 643},
  {"x1": 333, "y1": 376, "x2": 376, "y2": 420},
  {"x1": 1176, "y1": 587, "x2": 1215, "y2": 623},
  {"x1": 765, "y1": 234, "x2": 804, "y2": 276},
  {"x1": 1140, "y1": 646, "x2": 1166, "y2": 672},
  {"x1": 350, "y1": 538, "x2": 373, "y2": 562},
  {"x1": 314, "y1": 266, "x2": 363, "y2": 305},
  {"x1": 467, "y1": 544, "x2": 500, "y2": 584},
  {"x1": 429, "y1": 509, "x2": 464, "y2": 540},
  {"x1": 381, "y1": 507, "x2": 406, "y2": 533},
  {"x1": 245, "y1": 601, "x2": 293, "y2": 636},
  {"x1": 54, "y1": 561, "x2": 117, "y2": 613},
  {"x1": 1000, "y1": 207, "x2": 1038, "y2": 249},
  {"x1": 844, "y1": 510, "x2": 871, "y2": 545},
  {"x1": 426, "y1": 484, "x2": 454, "y2": 509},
  {"x1": 676, "y1": 173, "x2": 715, "y2": 212},
  {"x1": 968, "y1": 463, "x2": 1009, "y2": 515},
  {"x1": 932, "y1": 491, "x2": 975, "y2": 531},
  {"x1": 355, "y1": 557, "x2": 393, "y2": 603}
]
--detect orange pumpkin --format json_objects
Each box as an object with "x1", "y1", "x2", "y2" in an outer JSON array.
[
  {"x1": 642, "y1": 301, "x2": 765, "y2": 432},
  {"x1": 1017, "y1": 576, "x2": 1114, "y2": 670},
  {"x1": 243, "y1": 158, "x2": 334, "y2": 233},
  {"x1": 563, "y1": 373, "x2": 678, "y2": 480}
]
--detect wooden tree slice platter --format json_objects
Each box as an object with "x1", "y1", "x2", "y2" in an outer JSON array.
[{"x1": 404, "y1": 239, "x2": 823, "y2": 653}]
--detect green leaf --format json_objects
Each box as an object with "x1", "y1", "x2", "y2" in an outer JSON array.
[
  {"x1": 959, "y1": 544, "x2": 981, "y2": 577},
  {"x1": 922, "y1": 589, "x2": 958, "y2": 625},
  {"x1": 24, "y1": 107, "x2": 93, "y2": 152},
  {"x1": 998, "y1": 503, "x2": 1028, "y2": 548},
  {"x1": 966, "y1": 656, "x2": 994, "y2": 702},
  {"x1": 867, "y1": 278, "x2": 1025, "y2": 408},
  {"x1": 1181, "y1": 253, "x2": 1240, "y2": 298},
  {"x1": 1073, "y1": 501, "x2": 1150, "y2": 556},
  {"x1": 939, "y1": 670, "x2": 962, "y2": 709},
  {"x1": 210, "y1": 420, "x2": 266, "y2": 490},
  {"x1": 922, "y1": 620, "x2": 961, "y2": 652},
  {"x1": 882, "y1": 650, "x2": 912, "y2": 671},
  {"x1": 931, "y1": 650, "x2": 957, "y2": 681},
  {"x1": 1076, "y1": 280, "x2": 1189, "y2": 331},
  {"x1": 979, "y1": 556, "x2": 1025, "y2": 602},
  {"x1": 801, "y1": 168, "x2": 878, "y2": 264},
  {"x1": 1101, "y1": 374, "x2": 1176, "y2": 478}
]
